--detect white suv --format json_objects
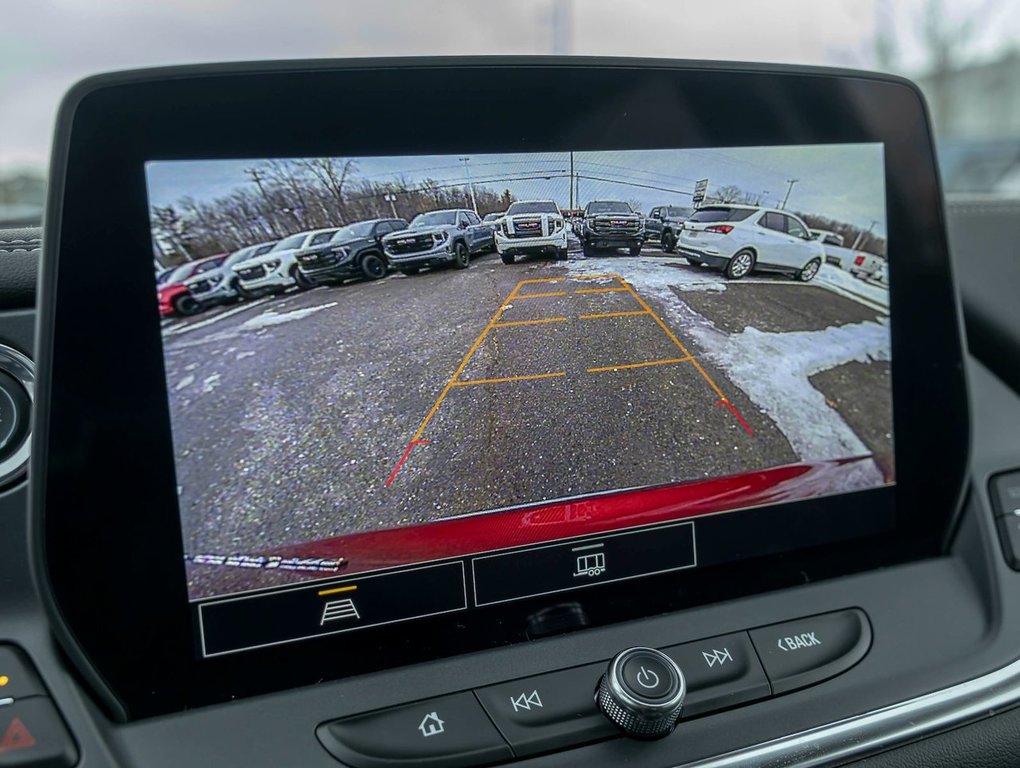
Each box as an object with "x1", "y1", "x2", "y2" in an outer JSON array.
[
  {"x1": 496, "y1": 200, "x2": 569, "y2": 264},
  {"x1": 679, "y1": 205, "x2": 825, "y2": 281},
  {"x1": 232, "y1": 228, "x2": 338, "y2": 294}
]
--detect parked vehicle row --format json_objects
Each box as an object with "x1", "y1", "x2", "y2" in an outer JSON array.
[{"x1": 158, "y1": 200, "x2": 883, "y2": 319}]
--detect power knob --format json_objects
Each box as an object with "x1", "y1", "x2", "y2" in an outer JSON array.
[{"x1": 596, "y1": 647, "x2": 685, "y2": 740}]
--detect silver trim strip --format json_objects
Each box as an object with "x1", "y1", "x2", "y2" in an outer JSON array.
[
  {"x1": 677, "y1": 655, "x2": 1020, "y2": 767},
  {"x1": 0, "y1": 344, "x2": 33, "y2": 487}
]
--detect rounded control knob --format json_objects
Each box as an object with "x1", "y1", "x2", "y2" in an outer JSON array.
[{"x1": 597, "y1": 647, "x2": 685, "y2": 740}]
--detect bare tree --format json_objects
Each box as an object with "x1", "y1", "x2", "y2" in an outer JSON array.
[
  {"x1": 710, "y1": 184, "x2": 745, "y2": 204},
  {"x1": 875, "y1": 0, "x2": 1003, "y2": 134},
  {"x1": 299, "y1": 158, "x2": 357, "y2": 223}
]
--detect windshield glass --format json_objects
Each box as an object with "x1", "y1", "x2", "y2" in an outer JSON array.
[
  {"x1": 334, "y1": 222, "x2": 376, "y2": 240},
  {"x1": 164, "y1": 263, "x2": 196, "y2": 284},
  {"x1": 271, "y1": 233, "x2": 307, "y2": 251},
  {"x1": 587, "y1": 202, "x2": 632, "y2": 214},
  {"x1": 225, "y1": 247, "x2": 254, "y2": 266},
  {"x1": 4, "y1": 0, "x2": 1020, "y2": 229},
  {"x1": 688, "y1": 207, "x2": 757, "y2": 223},
  {"x1": 194, "y1": 256, "x2": 226, "y2": 273},
  {"x1": 410, "y1": 211, "x2": 458, "y2": 228},
  {"x1": 507, "y1": 201, "x2": 559, "y2": 215}
]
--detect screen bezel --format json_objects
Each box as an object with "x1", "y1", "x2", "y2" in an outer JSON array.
[{"x1": 33, "y1": 57, "x2": 968, "y2": 720}]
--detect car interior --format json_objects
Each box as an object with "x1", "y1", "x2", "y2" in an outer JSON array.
[{"x1": 2, "y1": 14, "x2": 1020, "y2": 768}]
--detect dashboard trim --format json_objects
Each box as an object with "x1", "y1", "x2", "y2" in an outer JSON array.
[{"x1": 678, "y1": 652, "x2": 1020, "y2": 767}]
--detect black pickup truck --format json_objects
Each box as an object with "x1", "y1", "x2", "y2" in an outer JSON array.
[
  {"x1": 294, "y1": 218, "x2": 408, "y2": 284},
  {"x1": 580, "y1": 200, "x2": 645, "y2": 256}
]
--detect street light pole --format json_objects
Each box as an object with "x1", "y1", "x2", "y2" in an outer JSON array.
[
  {"x1": 780, "y1": 179, "x2": 799, "y2": 210},
  {"x1": 459, "y1": 157, "x2": 478, "y2": 215},
  {"x1": 569, "y1": 151, "x2": 575, "y2": 210},
  {"x1": 851, "y1": 219, "x2": 878, "y2": 250}
]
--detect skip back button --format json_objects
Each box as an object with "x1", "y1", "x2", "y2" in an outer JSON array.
[{"x1": 749, "y1": 609, "x2": 872, "y2": 694}]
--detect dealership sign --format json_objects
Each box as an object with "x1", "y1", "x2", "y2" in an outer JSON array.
[{"x1": 692, "y1": 178, "x2": 709, "y2": 207}]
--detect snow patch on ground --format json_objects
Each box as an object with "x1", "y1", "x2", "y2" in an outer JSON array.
[
  {"x1": 816, "y1": 264, "x2": 889, "y2": 310},
  {"x1": 567, "y1": 257, "x2": 890, "y2": 482},
  {"x1": 236, "y1": 351, "x2": 256, "y2": 361},
  {"x1": 175, "y1": 374, "x2": 195, "y2": 391},
  {"x1": 567, "y1": 257, "x2": 727, "y2": 293},
  {"x1": 201, "y1": 374, "x2": 222, "y2": 394},
  {"x1": 239, "y1": 302, "x2": 338, "y2": 331},
  {"x1": 689, "y1": 319, "x2": 890, "y2": 469}
]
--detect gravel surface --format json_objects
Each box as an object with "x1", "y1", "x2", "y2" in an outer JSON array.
[{"x1": 161, "y1": 247, "x2": 891, "y2": 597}]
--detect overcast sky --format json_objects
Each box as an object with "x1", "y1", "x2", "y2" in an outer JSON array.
[
  {"x1": 146, "y1": 143, "x2": 886, "y2": 235},
  {"x1": 2, "y1": 0, "x2": 1018, "y2": 174}
]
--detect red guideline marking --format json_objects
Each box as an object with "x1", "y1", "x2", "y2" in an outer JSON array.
[
  {"x1": 385, "y1": 439, "x2": 430, "y2": 487},
  {"x1": 716, "y1": 399, "x2": 754, "y2": 436}
]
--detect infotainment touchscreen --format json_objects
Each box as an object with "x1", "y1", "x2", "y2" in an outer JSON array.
[{"x1": 146, "y1": 143, "x2": 893, "y2": 656}]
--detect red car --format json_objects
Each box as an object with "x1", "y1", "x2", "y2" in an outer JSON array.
[{"x1": 156, "y1": 253, "x2": 228, "y2": 317}]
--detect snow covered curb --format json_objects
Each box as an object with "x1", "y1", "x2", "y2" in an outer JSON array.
[{"x1": 815, "y1": 264, "x2": 889, "y2": 313}]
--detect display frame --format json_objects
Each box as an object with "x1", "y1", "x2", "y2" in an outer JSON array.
[{"x1": 32, "y1": 57, "x2": 969, "y2": 720}]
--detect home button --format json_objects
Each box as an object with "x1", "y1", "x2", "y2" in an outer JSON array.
[{"x1": 317, "y1": 692, "x2": 513, "y2": 767}]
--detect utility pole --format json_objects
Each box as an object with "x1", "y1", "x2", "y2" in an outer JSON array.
[
  {"x1": 384, "y1": 193, "x2": 398, "y2": 218},
  {"x1": 851, "y1": 220, "x2": 878, "y2": 250},
  {"x1": 780, "y1": 179, "x2": 799, "y2": 210},
  {"x1": 459, "y1": 157, "x2": 478, "y2": 215},
  {"x1": 569, "y1": 151, "x2": 575, "y2": 210},
  {"x1": 244, "y1": 167, "x2": 270, "y2": 202}
]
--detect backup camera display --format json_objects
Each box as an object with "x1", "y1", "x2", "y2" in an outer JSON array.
[{"x1": 146, "y1": 144, "x2": 892, "y2": 648}]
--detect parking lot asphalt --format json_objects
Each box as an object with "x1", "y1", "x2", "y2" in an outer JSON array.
[{"x1": 162, "y1": 244, "x2": 892, "y2": 593}]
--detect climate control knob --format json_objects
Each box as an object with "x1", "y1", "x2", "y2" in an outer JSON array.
[{"x1": 596, "y1": 647, "x2": 685, "y2": 740}]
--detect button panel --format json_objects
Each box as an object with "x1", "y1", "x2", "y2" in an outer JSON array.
[
  {"x1": 990, "y1": 471, "x2": 1020, "y2": 570},
  {"x1": 991, "y1": 470, "x2": 1020, "y2": 519},
  {"x1": 0, "y1": 645, "x2": 77, "y2": 768},
  {"x1": 319, "y1": 609, "x2": 871, "y2": 766}
]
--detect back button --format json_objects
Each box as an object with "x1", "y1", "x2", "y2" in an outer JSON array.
[
  {"x1": 749, "y1": 609, "x2": 872, "y2": 694},
  {"x1": 317, "y1": 692, "x2": 512, "y2": 768}
]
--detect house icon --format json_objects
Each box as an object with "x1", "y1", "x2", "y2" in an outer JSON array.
[{"x1": 418, "y1": 711, "x2": 445, "y2": 738}]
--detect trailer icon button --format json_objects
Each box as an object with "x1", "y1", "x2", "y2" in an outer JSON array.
[{"x1": 572, "y1": 543, "x2": 606, "y2": 578}]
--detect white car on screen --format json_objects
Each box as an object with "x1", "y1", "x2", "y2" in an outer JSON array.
[
  {"x1": 232, "y1": 228, "x2": 338, "y2": 294},
  {"x1": 495, "y1": 200, "x2": 569, "y2": 264},
  {"x1": 679, "y1": 205, "x2": 826, "y2": 281}
]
